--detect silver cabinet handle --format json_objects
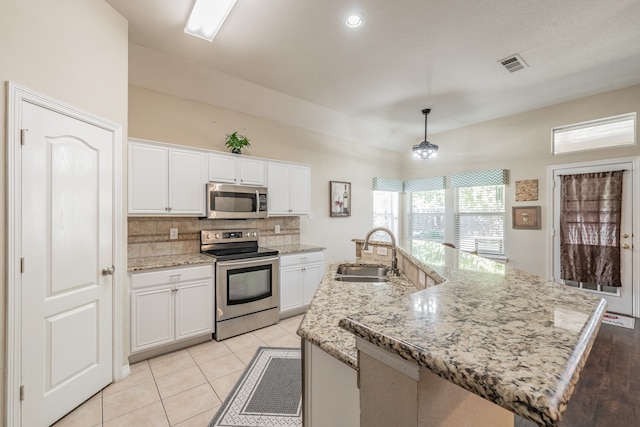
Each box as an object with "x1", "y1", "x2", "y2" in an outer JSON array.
[
  {"x1": 102, "y1": 266, "x2": 115, "y2": 276},
  {"x1": 622, "y1": 244, "x2": 631, "y2": 249}
]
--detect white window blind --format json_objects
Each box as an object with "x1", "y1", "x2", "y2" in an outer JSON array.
[
  {"x1": 372, "y1": 191, "x2": 398, "y2": 241},
  {"x1": 455, "y1": 185, "x2": 505, "y2": 256},
  {"x1": 409, "y1": 190, "x2": 445, "y2": 242},
  {"x1": 552, "y1": 113, "x2": 636, "y2": 155}
]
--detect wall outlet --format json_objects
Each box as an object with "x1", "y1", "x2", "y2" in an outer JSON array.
[
  {"x1": 308, "y1": 212, "x2": 314, "y2": 220},
  {"x1": 362, "y1": 244, "x2": 374, "y2": 254},
  {"x1": 169, "y1": 228, "x2": 178, "y2": 240},
  {"x1": 275, "y1": 225, "x2": 281, "y2": 234},
  {"x1": 376, "y1": 247, "x2": 388, "y2": 256}
]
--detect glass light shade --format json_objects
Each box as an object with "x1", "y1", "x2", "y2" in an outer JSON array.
[
  {"x1": 184, "y1": 0, "x2": 238, "y2": 42},
  {"x1": 412, "y1": 140, "x2": 439, "y2": 159}
]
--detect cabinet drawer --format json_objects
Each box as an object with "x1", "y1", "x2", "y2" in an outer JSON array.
[
  {"x1": 280, "y1": 251, "x2": 324, "y2": 268},
  {"x1": 130, "y1": 265, "x2": 213, "y2": 289}
]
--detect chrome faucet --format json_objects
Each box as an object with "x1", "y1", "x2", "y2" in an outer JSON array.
[{"x1": 362, "y1": 227, "x2": 398, "y2": 276}]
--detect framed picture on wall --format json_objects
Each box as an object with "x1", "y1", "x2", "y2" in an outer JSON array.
[
  {"x1": 512, "y1": 206, "x2": 541, "y2": 229},
  {"x1": 330, "y1": 181, "x2": 351, "y2": 217}
]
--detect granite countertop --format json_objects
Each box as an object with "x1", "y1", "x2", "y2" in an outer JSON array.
[
  {"x1": 266, "y1": 244, "x2": 326, "y2": 255},
  {"x1": 298, "y1": 240, "x2": 606, "y2": 427},
  {"x1": 127, "y1": 244, "x2": 324, "y2": 272},
  {"x1": 127, "y1": 253, "x2": 214, "y2": 273},
  {"x1": 297, "y1": 261, "x2": 417, "y2": 368}
]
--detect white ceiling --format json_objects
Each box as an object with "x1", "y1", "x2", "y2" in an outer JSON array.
[{"x1": 106, "y1": 0, "x2": 640, "y2": 152}]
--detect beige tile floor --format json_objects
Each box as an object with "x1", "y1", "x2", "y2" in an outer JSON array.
[{"x1": 52, "y1": 315, "x2": 304, "y2": 427}]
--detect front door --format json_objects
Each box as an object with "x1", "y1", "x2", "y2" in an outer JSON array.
[
  {"x1": 552, "y1": 160, "x2": 634, "y2": 316},
  {"x1": 20, "y1": 100, "x2": 114, "y2": 426}
]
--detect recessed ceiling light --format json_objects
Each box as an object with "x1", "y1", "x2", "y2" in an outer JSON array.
[
  {"x1": 184, "y1": 0, "x2": 237, "y2": 42},
  {"x1": 345, "y1": 14, "x2": 364, "y2": 28}
]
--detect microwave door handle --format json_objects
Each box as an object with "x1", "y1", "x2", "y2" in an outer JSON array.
[{"x1": 256, "y1": 190, "x2": 259, "y2": 216}]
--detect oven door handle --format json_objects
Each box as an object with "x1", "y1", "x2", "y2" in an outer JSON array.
[{"x1": 218, "y1": 256, "x2": 279, "y2": 267}]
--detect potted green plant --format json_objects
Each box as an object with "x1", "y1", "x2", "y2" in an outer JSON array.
[{"x1": 225, "y1": 131, "x2": 251, "y2": 154}]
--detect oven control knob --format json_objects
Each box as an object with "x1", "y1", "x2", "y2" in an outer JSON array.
[
  {"x1": 205, "y1": 233, "x2": 212, "y2": 240},
  {"x1": 215, "y1": 233, "x2": 221, "y2": 239}
]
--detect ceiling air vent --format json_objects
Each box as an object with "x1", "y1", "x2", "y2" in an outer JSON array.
[{"x1": 499, "y1": 54, "x2": 528, "y2": 73}]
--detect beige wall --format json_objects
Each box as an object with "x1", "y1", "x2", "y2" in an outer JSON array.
[
  {"x1": 128, "y1": 85, "x2": 404, "y2": 264},
  {"x1": 0, "y1": 0, "x2": 128, "y2": 421},
  {"x1": 401, "y1": 84, "x2": 640, "y2": 276}
]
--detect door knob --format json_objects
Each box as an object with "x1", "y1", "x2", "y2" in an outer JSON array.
[
  {"x1": 101, "y1": 266, "x2": 115, "y2": 276},
  {"x1": 622, "y1": 244, "x2": 631, "y2": 249}
]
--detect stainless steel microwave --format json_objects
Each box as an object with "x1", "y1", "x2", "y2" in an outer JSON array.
[{"x1": 206, "y1": 183, "x2": 268, "y2": 219}]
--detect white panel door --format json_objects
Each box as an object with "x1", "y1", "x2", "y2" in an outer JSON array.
[
  {"x1": 131, "y1": 285, "x2": 175, "y2": 352},
  {"x1": 21, "y1": 101, "x2": 113, "y2": 426},
  {"x1": 175, "y1": 280, "x2": 214, "y2": 340},
  {"x1": 289, "y1": 165, "x2": 310, "y2": 214},
  {"x1": 302, "y1": 264, "x2": 324, "y2": 305},
  {"x1": 128, "y1": 143, "x2": 168, "y2": 214},
  {"x1": 239, "y1": 158, "x2": 266, "y2": 186},
  {"x1": 208, "y1": 153, "x2": 237, "y2": 183},
  {"x1": 280, "y1": 267, "x2": 303, "y2": 312},
  {"x1": 168, "y1": 148, "x2": 206, "y2": 215},
  {"x1": 268, "y1": 163, "x2": 292, "y2": 214}
]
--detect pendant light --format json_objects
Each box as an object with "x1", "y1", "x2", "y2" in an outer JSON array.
[{"x1": 412, "y1": 108, "x2": 439, "y2": 159}]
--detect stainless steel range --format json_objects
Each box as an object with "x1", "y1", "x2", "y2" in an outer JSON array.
[{"x1": 201, "y1": 228, "x2": 279, "y2": 340}]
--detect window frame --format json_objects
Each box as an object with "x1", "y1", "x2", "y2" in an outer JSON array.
[{"x1": 454, "y1": 184, "x2": 506, "y2": 259}]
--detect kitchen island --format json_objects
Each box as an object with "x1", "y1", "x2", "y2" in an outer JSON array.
[{"x1": 297, "y1": 240, "x2": 606, "y2": 427}]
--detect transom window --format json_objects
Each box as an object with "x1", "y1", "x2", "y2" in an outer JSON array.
[{"x1": 552, "y1": 113, "x2": 636, "y2": 155}]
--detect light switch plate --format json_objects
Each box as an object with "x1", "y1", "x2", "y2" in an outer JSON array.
[
  {"x1": 419, "y1": 270, "x2": 426, "y2": 286},
  {"x1": 363, "y1": 245, "x2": 374, "y2": 254},
  {"x1": 376, "y1": 247, "x2": 388, "y2": 256},
  {"x1": 275, "y1": 225, "x2": 281, "y2": 234},
  {"x1": 170, "y1": 228, "x2": 178, "y2": 240}
]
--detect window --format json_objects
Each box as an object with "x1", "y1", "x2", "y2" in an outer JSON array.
[
  {"x1": 372, "y1": 191, "x2": 398, "y2": 241},
  {"x1": 552, "y1": 113, "x2": 636, "y2": 155},
  {"x1": 409, "y1": 190, "x2": 445, "y2": 242},
  {"x1": 455, "y1": 185, "x2": 505, "y2": 256},
  {"x1": 371, "y1": 178, "x2": 402, "y2": 241},
  {"x1": 451, "y1": 169, "x2": 507, "y2": 258}
]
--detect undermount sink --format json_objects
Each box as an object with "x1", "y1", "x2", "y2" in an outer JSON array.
[{"x1": 335, "y1": 264, "x2": 389, "y2": 283}]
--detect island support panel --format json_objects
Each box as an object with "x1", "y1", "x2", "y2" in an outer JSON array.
[{"x1": 357, "y1": 339, "x2": 511, "y2": 427}]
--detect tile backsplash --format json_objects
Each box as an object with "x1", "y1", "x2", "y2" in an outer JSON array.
[{"x1": 128, "y1": 216, "x2": 301, "y2": 259}]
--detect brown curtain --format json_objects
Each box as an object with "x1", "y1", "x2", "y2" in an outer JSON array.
[{"x1": 560, "y1": 171, "x2": 624, "y2": 287}]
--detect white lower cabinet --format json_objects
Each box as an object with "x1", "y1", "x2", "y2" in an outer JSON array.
[
  {"x1": 279, "y1": 251, "x2": 324, "y2": 318},
  {"x1": 130, "y1": 265, "x2": 214, "y2": 354},
  {"x1": 303, "y1": 340, "x2": 359, "y2": 427}
]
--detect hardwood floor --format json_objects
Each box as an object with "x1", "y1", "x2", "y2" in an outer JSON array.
[{"x1": 514, "y1": 322, "x2": 640, "y2": 427}]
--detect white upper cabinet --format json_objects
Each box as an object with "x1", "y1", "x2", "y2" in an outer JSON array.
[
  {"x1": 208, "y1": 153, "x2": 266, "y2": 186},
  {"x1": 267, "y1": 162, "x2": 310, "y2": 216},
  {"x1": 128, "y1": 140, "x2": 207, "y2": 216}
]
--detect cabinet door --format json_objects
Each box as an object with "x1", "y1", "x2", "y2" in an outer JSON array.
[
  {"x1": 208, "y1": 153, "x2": 237, "y2": 184},
  {"x1": 267, "y1": 163, "x2": 291, "y2": 215},
  {"x1": 302, "y1": 263, "x2": 324, "y2": 305},
  {"x1": 131, "y1": 285, "x2": 174, "y2": 352},
  {"x1": 289, "y1": 165, "x2": 310, "y2": 214},
  {"x1": 168, "y1": 149, "x2": 206, "y2": 215},
  {"x1": 239, "y1": 158, "x2": 266, "y2": 186},
  {"x1": 128, "y1": 143, "x2": 168, "y2": 214},
  {"x1": 280, "y1": 266, "x2": 303, "y2": 312},
  {"x1": 175, "y1": 280, "x2": 214, "y2": 340}
]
